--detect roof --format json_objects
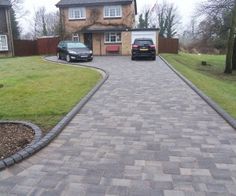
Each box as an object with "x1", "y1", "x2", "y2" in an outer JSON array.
[
  {"x1": 79, "y1": 25, "x2": 160, "y2": 33},
  {"x1": 56, "y1": 0, "x2": 137, "y2": 14},
  {"x1": 0, "y1": 0, "x2": 11, "y2": 7}
]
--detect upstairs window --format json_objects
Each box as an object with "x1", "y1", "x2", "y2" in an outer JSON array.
[
  {"x1": 104, "y1": 6, "x2": 122, "y2": 18},
  {"x1": 0, "y1": 35, "x2": 8, "y2": 51},
  {"x1": 69, "y1": 8, "x2": 86, "y2": 20},
  {"x1": 104, "y1": 32, "x2": 121, "y2": 43}
]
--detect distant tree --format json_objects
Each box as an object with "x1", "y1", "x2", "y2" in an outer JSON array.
[
  {"x1": 33, "y1": 7, "x2": 59, "y2": 38},
  {"x1": 156, "y1": 3, "x2": 167, "y2": 37},
  {"x1": 138, "y1": 14, "x2": 145, "y2": 28},
  {"x1": 150, "y1": 2, "x2": 180, "y2": 38},
  {"x1": 199, "y1": 0, "x2": 235, "y2": 73},
  {"x1": 165, "y1": 4, "x2": 179, "y2": 38},
  {"x1": 10, "y1": 8, "x2": 20, "y2": 39},
  {"x1": 138, "y1": 10, "x2": 150, "y2": 28},
  {"x1": 144, "y1": 10, "x2": 150, "y2": 28}
]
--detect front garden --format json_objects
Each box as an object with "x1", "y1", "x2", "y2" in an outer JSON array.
[{"x1": 0, "y1": 56, "x2": 101, "y2": 134}]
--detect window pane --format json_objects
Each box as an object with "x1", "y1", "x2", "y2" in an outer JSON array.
[
  {"x1": 69, "y1": 9, "x2": 74, "y2": 18},
  {"x1": 81, "y1": 9, "x2": 85, "y2": 18},
  {"x1": 104, "y1": 33, "x2": 109, "y2": 42},
  {"x1": 111, "y1": 34, "x2": 116, "y2": 42},
  {"x1": 105, "y1": 7, "x2": 109, "y2": 16},
  {"x1": 69, "y1": 8, "x2": 85, "y2": 19},
  {"x1": 0, "y1": 35, "x2": 8, "y2": 51},
  {"x1": 116, "y1": 7, "x2": 121, "y2": 16},
  {"x1": 116, "y1": 33, "x2": 121, "y2": 42},
  {"x1": 110, "y1": 8, "x2": 116, "y2": 16},
  {"x1": 104, "y1": 6, "x2": 121, "y2": 17}
]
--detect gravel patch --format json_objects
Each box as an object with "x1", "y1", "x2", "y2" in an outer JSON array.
[{"x1": 0, "y1": 123, "x2": 34, "y2": 160}]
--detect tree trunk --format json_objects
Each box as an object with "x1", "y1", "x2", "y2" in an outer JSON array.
[
  {"x1": 225, "y1": 0, "x2": 236, "y2": 74},
  {"x1": 233, "y1": 37, "x2": 236, "y2": 70}
]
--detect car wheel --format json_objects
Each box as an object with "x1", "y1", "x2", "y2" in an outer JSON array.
[
  {"x1": 152, "y1": 56, "x2": 156, "y2": 61},
  {"x1": 57, "y1": 52, "x2": 61, "y2": 60},
  {"x1": 66, "y1": 54, "x2": 71, "y2": 62},
  {"x1": 131, "y1": 56, "x2": 135, "y2": 61}
]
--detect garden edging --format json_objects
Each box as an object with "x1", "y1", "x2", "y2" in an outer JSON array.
[
  {"x1": 0, "y1": 57, "x2": 109, "y2": 171},
  {"x1": 160, "y1": 55, "x2": 236, "y2": 130},
  {"x1": 0, "y1": 121, "x2": 42, "y2": 169}
]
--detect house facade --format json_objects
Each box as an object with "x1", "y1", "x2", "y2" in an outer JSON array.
[
  {"x1": 0, "y1": 0, "x2": 14, "y2": 57},
  {"x1": 56, "y1": 0, "x2": 159, "y2": 55}
]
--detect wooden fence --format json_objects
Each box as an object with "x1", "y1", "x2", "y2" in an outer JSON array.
[
  {"x1": 14, "y1": 36, "x2": 178, "y2": 56},
  {"x1": 14, "y1": 37, "x2": 60, "y2": 56},
  {"x1": 158, "y1": 37, "x2": 179, "y2": 54},
  {"x1": 14, "y1": 40, "x2": 37, "y2": 56}
]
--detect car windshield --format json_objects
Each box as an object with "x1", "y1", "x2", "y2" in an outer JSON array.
[
  {"x1": 134, "y1": 40, "x2": 153, "y2": 46},
  {"x1": 67, "y1": 42, "x2": 87, "y2": 49}
]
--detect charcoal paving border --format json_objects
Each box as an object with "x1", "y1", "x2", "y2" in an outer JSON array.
[
  {"x1": 0, "y1": 59, "x2": 109, "y2": 171},
  {"x1": 160, "y1": 56, "x2": 236, "y2": 130}
]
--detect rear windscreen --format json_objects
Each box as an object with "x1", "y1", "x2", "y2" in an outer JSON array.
[{"x1": 134, "y1": 40, "x2": 153, "y2": 46}]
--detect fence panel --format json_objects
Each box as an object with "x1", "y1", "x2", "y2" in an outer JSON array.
[
  {"x1": 14, "y1": 37, "x2": 60, "y2": 56},
  {"x1": 158, "y1": 37, "x2": 179, "y2": 54},
  {"x1": 37, "y1": 37, "x2": 60, "y2": 55},
  {"x1": 14, "y1": 40, "x2": 37, "y2": 56}
]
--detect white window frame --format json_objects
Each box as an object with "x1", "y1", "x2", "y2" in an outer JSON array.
[
  {"x1": 68, "y1": 7, "x2": 86, "y2": 20},
  {"x1": 72, "y1": 33, "x2": 80, "y2": 41},
  {"x1": 104, "y1": 5, "x2": 122, "y2": 18},
  {"x1": 0, "y1": 35, "x2": 8, "y2": 51},
  {"x1": 104, "y1": 32, "x2": 122, "y2": 43}
]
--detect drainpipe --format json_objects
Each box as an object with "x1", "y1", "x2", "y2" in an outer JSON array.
[{"x1": 100, "y1": 33, "x2": 102, "y2": 56}]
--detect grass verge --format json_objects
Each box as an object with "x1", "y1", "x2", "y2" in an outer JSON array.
[
  {"x1": 161, "y1": 53, "x2": 236, "y2": 119},
  {"x1": 0, "y1": 56, "x2": 101, "y2": 134}
]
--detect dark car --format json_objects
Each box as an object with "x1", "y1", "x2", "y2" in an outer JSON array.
[
  {"x1": 57, "y1": 41, "x2": 93, "y2": 62},
  {"x1": 131, "y1": 38, "x2": 156, "y2": 60}
]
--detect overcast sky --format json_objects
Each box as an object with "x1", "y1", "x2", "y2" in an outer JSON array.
[{"x1": 20, "y1": 0, "x2": 204, "y2": 34}]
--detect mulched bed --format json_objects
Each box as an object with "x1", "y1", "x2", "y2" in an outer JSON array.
[{"x1": 0, "y1": 123, "x2": 34, "y2": 160}]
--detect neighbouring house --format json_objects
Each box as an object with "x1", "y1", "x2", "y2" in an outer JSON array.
[
  {"x1": 0, "y1": 0, "x2": 14, "y2": 57},
  {"x1": 56, "y1": 0, "x2": 159, "y2": 55}
]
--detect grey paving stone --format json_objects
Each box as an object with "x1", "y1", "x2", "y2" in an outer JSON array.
[
  {"x1": 3, "y1": 157, "x2": 14, "y2": 166},
  {"x1": 0, "y1": 56, "x2": 236, "y2": 196},
  {"x1": 0, "y1": 161, "x2": 6, "y2": 169}
]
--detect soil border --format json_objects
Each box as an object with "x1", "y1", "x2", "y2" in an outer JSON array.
[{"x1": 0, "y1": 121, "x2": 42, "y2": 169}]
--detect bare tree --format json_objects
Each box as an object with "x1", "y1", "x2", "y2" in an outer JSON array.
[
  {"x1": 138, "y1": 5, "x2": 151, "y2": 28},
  {"x1": 33, "y1": 7, "x2": 60, "y2": 38},
  {"x1": 150, "y1": 2, "x2": 180, "y2": 38},
  {"x1": 165, "y1": 4, "x2": 179, "y2": 38},
  {"x1": 10, "y1": 0, "x2": 28, "y2": 19}
]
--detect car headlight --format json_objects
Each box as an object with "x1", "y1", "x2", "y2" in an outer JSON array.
[
  {"x1": 89, "y1": 50, "x2": 93, "y2": 54},
  {"x1": 68, "y1": 50, "x2": 77, "y2": 55}
]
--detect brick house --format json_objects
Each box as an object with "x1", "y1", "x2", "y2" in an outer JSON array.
[
  {"x1": 56, "y1": 0, "x2": 159, "y2": 55},
  {"x1": 0, "y1": 0, "x2": 14, "y2": 57}
]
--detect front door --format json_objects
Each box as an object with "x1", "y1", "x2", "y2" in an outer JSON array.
[{"x1": 84, "y1": 33, "x2": 93, "y2": 50}]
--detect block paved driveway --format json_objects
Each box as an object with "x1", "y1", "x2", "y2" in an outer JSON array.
[{"x1": 1, "y1": 56, "x2": 236, "y2": 196}]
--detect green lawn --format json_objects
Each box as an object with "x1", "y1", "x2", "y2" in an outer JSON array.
[
  {"x1": 161, "y1": 53, "x2": 236, "y2": 119},
  {"x1": 0, "y1": 56, "x2": 101, "y2": 134}
]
